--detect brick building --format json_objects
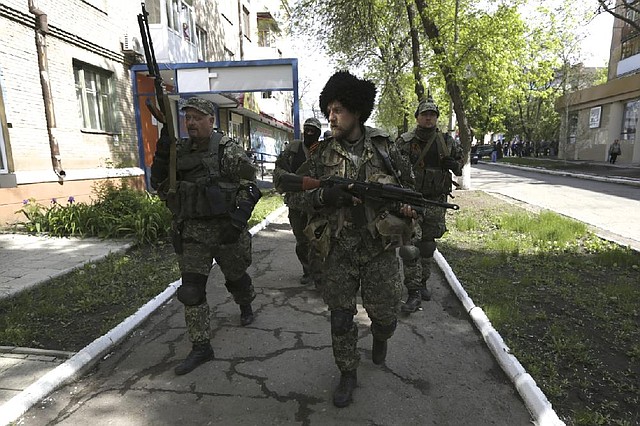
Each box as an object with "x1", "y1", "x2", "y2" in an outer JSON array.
[{"x1": 0, "y1": 0, "x2": 295, "y2": 225}]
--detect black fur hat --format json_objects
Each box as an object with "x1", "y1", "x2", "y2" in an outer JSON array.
[{"x1": 319, "y1": 71, "x2": 376, "y2": 123}]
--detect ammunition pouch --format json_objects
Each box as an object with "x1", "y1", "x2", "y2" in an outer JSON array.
[
  {"x1": 418, "y1": 168, "x2": 452, "y2": 197},
  {"x1": 304, "y1": 218, "x2": 331, "y2": 261},
  {"x1": 168, "y1": 181, "x2": 238, "y2": 220}
]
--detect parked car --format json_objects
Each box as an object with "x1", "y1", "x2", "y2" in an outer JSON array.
[{"x1": 470, "y1": 144, "x2": 494, "y2": 164}]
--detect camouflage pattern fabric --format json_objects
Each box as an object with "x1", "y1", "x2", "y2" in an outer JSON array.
[
  {"x1": 322, "y1": 228, "x2": 402, "y2": 371},
  {"x1": 178, "y1": 218, "x2": 254, "y2": 297},
  {"x1": 288, "y1": 208, "x2": 309, "y2": 274},
  {"x1": 274, "y1": 139, "x2": 313, "y2": 277},
  {"x1": 396, "y1": 129, "x2": 462, "y2": 291},
  {"x1": 181, "y1": 97, "x2": 216, "y2": 116},
  {"x1": 185, "y1": 302, "x2": 211, "y2": 344},
  {"x1": 302, "y1": 126, "x2": 413, "y2": 372}
]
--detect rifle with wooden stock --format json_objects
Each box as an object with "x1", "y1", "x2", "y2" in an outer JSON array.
[
  {"x1": 137, "y1": 3, "x2": 177, "y2": 194},
  {"x1": 279, "y1": 174, "x2": 460, "y2": 214}
]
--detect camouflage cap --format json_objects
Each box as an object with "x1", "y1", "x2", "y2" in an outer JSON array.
[
  {"x1": 181, "y1": 97, "x2": 215, "y2": 116},
  {"x1": 415, "y1": 97, "x2": 439, "y2": 117},
  {"x1": 304, "y1": 117, "x2": 322, "y2": 130}
]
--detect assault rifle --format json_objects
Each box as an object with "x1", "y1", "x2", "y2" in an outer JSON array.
[
  {"x1": 279, "y1": 174, "x2": 460, "y2": 213},
  {"x1": 137, "y1": 3, "x2": 177, "y2": 194}
]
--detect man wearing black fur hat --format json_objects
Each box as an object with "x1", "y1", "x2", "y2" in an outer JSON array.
[
  {"x1": 301, "y1": 71, "x2": 417, "y2": 408},
  {"x1": 396, "y1": 97, "x2": 463, "y2": 313}
]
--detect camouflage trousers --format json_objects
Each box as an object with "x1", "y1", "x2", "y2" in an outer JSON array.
[
  {"x1": 288, "y1": 208, "x2": 309, "y2": 275},
  {"x1": 403, "y1": 194, "x2": 448, "y2": 291},
  {"x1": 322, "y1": 228, "x2": 402, "y2": 372},
  {"x1": 175, "y1": 218, "x2": 255, "y2": 343}
]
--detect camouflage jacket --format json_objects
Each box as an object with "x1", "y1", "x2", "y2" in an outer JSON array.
[
  {"x1": 302, "y1": 126, "x2": 416, "y2": 251},
  {"x1": 273, "y1": 139, "x2": 311, "y2": 210},
  {"x1": 396, "y1": 127, "x2": 463, "y2": 197}
]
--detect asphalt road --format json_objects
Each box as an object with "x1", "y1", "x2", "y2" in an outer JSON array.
[
  {"x1": 469, "y1": 164, "x2": 640, "y2": 251},
  {"x1": 14, "y1": 209, "x2": 534, "y2": 426}
]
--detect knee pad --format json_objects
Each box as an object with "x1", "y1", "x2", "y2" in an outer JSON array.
[
  {"x1": 371, "y1": 319, "x2": 397, "y2": 340},
  {"x1": 177, "y1": 272, "x2": 208, "y2": 306},
  {"x1": 399, "y1": 245, "x2": 420, "y2": 262},
  {"x1": 416, "y1": 240, "x2": 437, "y2": 258},
  {"x1": 225, "y1": 272, "x2": 251, "y2": 292},
  {"x1": 330, "y1": 310, "x2": 354, "y2": 336}
]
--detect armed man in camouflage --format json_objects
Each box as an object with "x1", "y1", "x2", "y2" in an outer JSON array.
[
  {"x1": 302, "y1": 71, "x2": 417, "y2": 408},
  {"x1": 273, "y1": 117, "x2": 323, "y2": 286},
  {"x1": 396, "y1": 97, "x2": 463, "y2": 313},
  {"x1": 150, "y1": 97, "x2": 261, "y2": 376}
]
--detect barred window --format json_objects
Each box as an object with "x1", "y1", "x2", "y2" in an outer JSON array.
[{"x1": 74, "y1": 62, "x2": 115, "y2": 132}]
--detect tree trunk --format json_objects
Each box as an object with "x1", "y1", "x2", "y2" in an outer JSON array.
[
  {"x1": 406, "y1": 3, "x2": 425, "y2": 102},
  {"x1": 414, "y1": 0, "x2": 472, "y2": 189}
]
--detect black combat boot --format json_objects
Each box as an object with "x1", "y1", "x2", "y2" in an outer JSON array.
[
  {"x1": 401, "y1": 290, "x2": 422, "y2": 313},
  {"x1": 333, "y1": 370, "x2": 357, "y2": 408},
  {"x1": 240, "y1": 304, "x2": 254, "y2": 326},
  {"x1": 420, "y1": 287, "x2": 432, "y2": 301},
  {"x1": 372, "y1": 338, "x2": 387, "y2": 365},
  {"x1": 174, "y1": 342, "x2": 214, "y2": 375}
]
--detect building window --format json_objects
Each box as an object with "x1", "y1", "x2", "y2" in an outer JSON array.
[
  {"x1": 258, "y1": 29, "x2": 271, "y2": 47},
  {"x1": 74, "y1": 63, "x2": 115, "y2": 132},
  {"x1": 262, "y1": 91, "x2": 273, "y2": 99},
  {"x1": 621, "y1": 99, "x2": 639, "y2": 141},
  {"x1": 242, "y1": 6, "x2": 251, "y2": 40},
  {"x1": 567, "y1": 112, "x2": 578, "y2": 144},
  {"x1": 196, "y1": 26, "x2": 207, "y2": 60}
]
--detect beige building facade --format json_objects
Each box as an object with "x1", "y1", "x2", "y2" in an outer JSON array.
[{"x1": 557, "y1": 1, "x2": 640, "y2": 165}]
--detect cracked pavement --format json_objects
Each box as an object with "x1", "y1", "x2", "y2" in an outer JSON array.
[{"x1": 16, "y1": 210, "x2": 533, "y2": 425}]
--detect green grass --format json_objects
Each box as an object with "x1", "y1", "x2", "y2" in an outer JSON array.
[{"x1": 440, "y1": 190, "x2": 640, "y2": 426}]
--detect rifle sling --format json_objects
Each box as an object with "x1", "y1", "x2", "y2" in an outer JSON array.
[{"x1": 413, "y1": 131, "x2": 438, "y2": 168}]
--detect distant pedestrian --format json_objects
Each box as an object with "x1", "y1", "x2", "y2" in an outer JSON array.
[
  {"x1": 491, "y1": 142, "x2": 498, "y2": 162},
  {"x1": 609, "y1": 139, "x2": 622, "y2": 164}
]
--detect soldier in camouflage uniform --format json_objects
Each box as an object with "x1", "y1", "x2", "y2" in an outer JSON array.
[
  {"x1": 273, "y1": 117, "x2": 323, "y2": 285},
  {"x1": 302, "y1": 71, "x2": 417, "y2": 408},
  {"x1": 395, "y1": 97, "x2": 463, "y2": 313},
  {"x1": 150, "y1": 97, "x2": 261, "y2": 375}
]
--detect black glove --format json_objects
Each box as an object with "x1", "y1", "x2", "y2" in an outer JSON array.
[
  {"x1": 321, "y1": 184, "x2": 354, "y2": 207},
  {"x1": 441, "y1": 156, "x2": 459, "y2": 172}
]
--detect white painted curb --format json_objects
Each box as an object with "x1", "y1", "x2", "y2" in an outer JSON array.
[
  {"x1": 0, "y1": 205, "x2": 288, "y2": 426},
  {"x1": 433, "y1": 249, "x2": 565, "y2": 426}
]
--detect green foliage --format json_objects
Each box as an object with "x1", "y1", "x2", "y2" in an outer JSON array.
[
  {"x1": 440, "y1": 191, "x2": 640, "y2": 425},
  {"x1": 16, "y1": 184, "x2": 283, "y2": 244},
  {"x1": 16, "y1": 181, "x2": 172, "y2": 244}
]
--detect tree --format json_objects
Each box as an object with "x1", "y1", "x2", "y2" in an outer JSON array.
[{"x1": 597, "y1": 0, "x2": 640, "y2": 32}]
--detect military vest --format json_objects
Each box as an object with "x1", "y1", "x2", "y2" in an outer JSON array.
[
  {"x1": 399, "y1": 129, "x2": 454, "y2": 196},
  {"x1": 169, "y1": 131, "x2": 240, "y2": 220}
]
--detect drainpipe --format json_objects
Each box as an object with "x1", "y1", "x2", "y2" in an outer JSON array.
[{"x1": 28, "y1": 0, "x2": 65, "y2": 182}]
